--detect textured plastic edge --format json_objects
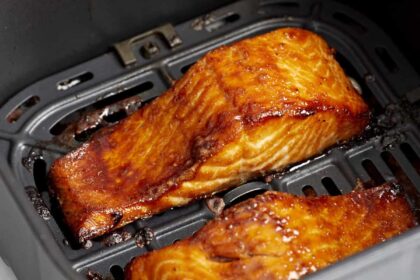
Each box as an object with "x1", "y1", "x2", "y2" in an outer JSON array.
[{"x1": 0, "y1": 160, "x2": 79, "y2": 279}]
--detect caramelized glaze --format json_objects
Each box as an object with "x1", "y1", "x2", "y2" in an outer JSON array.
[
  {"x1": 126, "y1": 184, "x2": 416, "y2": 280},
  {"x1": 49, "y1": 28, "x2": 369, "y2": 241}
]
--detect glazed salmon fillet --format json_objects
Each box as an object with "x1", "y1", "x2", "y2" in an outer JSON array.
[
  {"x1": 49, "y1": 27, "x2": 369, "y2": 242},
  {"x1": 125, "y1": 184, "x2": 416, "y2": 280}
]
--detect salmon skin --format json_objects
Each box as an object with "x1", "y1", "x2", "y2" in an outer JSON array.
[
  {"x1": 125, "y1": 184, "x2": 416, "y2": 280},
  {"x1": 49, "y1": 27, "x2": 369, "y2": 242}
]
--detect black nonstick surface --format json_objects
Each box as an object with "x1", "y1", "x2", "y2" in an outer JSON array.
[{"x1": 0, "y1": 1, "x2": 419, "y2": 279}]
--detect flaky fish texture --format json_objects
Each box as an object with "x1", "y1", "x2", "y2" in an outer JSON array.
[
  {"x1": 49, "y1": 27, "x2": 369, "y2": 242},
  {"x1": 125, "y1": 184, "x2": 416, "y2": 280}
]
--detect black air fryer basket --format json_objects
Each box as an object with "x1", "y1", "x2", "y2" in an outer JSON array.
[{"x1": 0, "y1": 0, "x2": 419, "y2": 279}]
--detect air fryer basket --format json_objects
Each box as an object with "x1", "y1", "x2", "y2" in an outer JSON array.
[{"x1": 0, "y1": 0, "x2": 419, "y2": 279}]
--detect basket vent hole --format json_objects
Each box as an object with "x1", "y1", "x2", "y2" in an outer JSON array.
[
  {"x1": 110, "y1": 265, "x2": 124, "y2": 280},
  {"x1": 381, "y1": 151, "x2": 420, "y2": 217},
  {"x1": 205, "y1": 13, "x2": 240, "y2": 32},
  {"x1": 172, "y1": 239, "x2": 181, "y2": 244},
  {"x1": 6, "y1": 96, "x2": 40, "y2": 123},
  {"x1": 362, "y1": 159, "x2": 385, "y2": 185},
  {"x1": 321, "y1": 177, "x2": 341, "y2": 196},
  {"x1": 103, "y1": 110, "x2": 128, "y2": 123},
  {"x1": 57, "y1": 72, "x2": 93, "y2": 91},
  {"x1": 381, "y1": 151, "x2": 411, "y2": 184},
  {"x1": 400, "y1": 143, "x2": 420, "y2": 175},
  {"x1": 94, "y1": 81, "x2": 153, "y2": 109},
  {"x1": 180, "y1": 62, "x2": 195, "y2": 74},
  {"x1": 49, "y1": 81, "x2": 153, "y2": 139},
  {"x1": 33, "y1": 158, "x2": 48, "y2": 193},
  {"x1": 49, "y1": 121, "x2": 68, "y2": 136},
  {"x1": 375, "y1": 47, "x2": 398, "y2": 73},
  {"x1": 302, "y1": 185, "x2": 317, "y2": 197},
  {"x1": 74, "y1": 126, "x2": 102, "y2": 142},
  {"x1": 226, "y1": 188, "x2": 267, "y2": 206},
  {"x1": 333, "y1": 12, "x2": 367, "y2": 34}
]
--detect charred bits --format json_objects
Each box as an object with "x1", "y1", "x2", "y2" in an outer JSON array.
[
  {"x1": 205, "y1": 197, "x2": 225, "y2": 216},
  {"x1": 86, "y1": 270, "x2": 103, "y2": 280},
  {"x1": 111, "y1": 211, "x2": 123, "y2": 226},
  {"x1": 25, "y1": 186, "x2": 51, "y2": 220},
  {"x1": 135, "y1": 227, "x2": 154, "y2": 248},
  {"x1": 83, "y1": 240, "x2": 93, "y2": 249},
  {"x1": 54, "y1": 95, "x2": 143, "y2": 147},
  {"x1": 102, "y1": 231, "x2": 132, "y2": 247},
  {"x1": 22, "y1": 149, "x2": 43, "y2": 172}
]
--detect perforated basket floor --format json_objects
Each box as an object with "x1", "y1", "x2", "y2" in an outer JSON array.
[{"x1": 0, "y1": 0, "x2": 419, "y2": 279}]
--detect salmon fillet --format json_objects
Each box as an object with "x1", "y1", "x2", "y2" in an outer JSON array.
[
  {"x1": 49, "y1": 27, "x2": 369, "y2": 242},
  {"x1": 125, "y1": 184, "x2": 416, "y2": 280}
]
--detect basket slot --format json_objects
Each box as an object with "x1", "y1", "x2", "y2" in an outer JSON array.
[
  {"x1": 110, "y1": 265, "x2": 124, "y2": 280},
  {"x1": 362, "y1": 159, "x2": 385, "y2": 185},
  {"x1": 321, "y1": 177, "x2": 342, "y2": 196},
  {"x1": 302, "y1": 185, "x2": 317, "y2": 197}
]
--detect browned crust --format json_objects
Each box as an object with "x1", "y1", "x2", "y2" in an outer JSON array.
[
  {"x1": 125, "y1": 184, "x2": 416, "y2": 280},
  {"x1": 49, "y1": 27, "x2": 370, "y2": 242}
]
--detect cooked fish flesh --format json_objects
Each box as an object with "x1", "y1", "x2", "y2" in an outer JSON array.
[
  {"x1": 125, "y1": 183, "x2": 416, "y2": 280},
  {"x1": 49, "y1": 27, "x2": 369, "y2": 242}
]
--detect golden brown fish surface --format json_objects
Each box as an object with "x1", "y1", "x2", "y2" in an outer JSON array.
[
  {"x1": 49, "y1": 27, "x2": 369, "y2": 242},
  {"x1": 125, "y1": 184, "x2": 416, "y2": 280}
]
